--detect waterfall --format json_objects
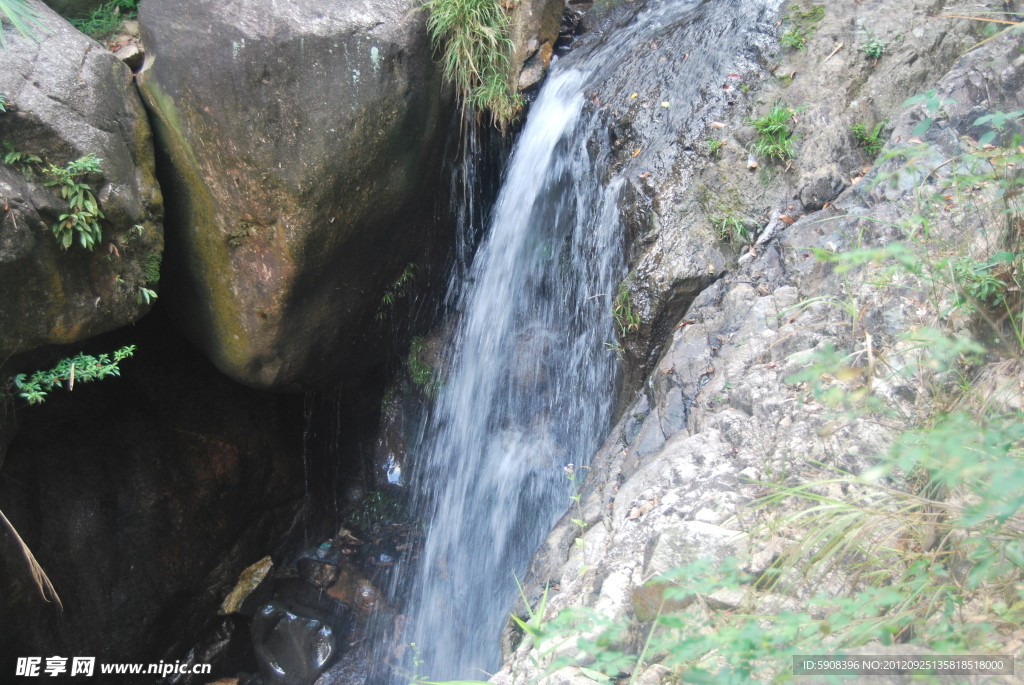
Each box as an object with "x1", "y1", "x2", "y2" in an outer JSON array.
[
  {"x1": 387, "y1": 0, "x2": 780, "y2": 678},
  {"x1": 402, "y1": 66, "x2": 622, "y2": 679}
]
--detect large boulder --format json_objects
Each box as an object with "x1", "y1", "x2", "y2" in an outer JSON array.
[
  {"x1": 0, "y1": 0, "x2": 164, "y2": 363},
  {"x1": 136, "y1": 0, "x2": 454, "y2": 390}
]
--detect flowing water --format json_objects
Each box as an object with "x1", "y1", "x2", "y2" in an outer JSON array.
[{"x1": 390, "y1": 0, "x2": 779, "y2": 678}]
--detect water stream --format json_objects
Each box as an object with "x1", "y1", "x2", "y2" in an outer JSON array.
[{"x1": 389, "y1": 0, "x2": 779, "y2": 678}]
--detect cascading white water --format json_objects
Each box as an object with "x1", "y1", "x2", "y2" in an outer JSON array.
[
  {"x1": 403, "y1": 67, "x2": 623, "y2": 678},
  {"x1": 391, "y1": 0, "x2": 780, "y2": 678}
]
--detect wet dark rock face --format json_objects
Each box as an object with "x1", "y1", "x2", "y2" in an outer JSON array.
[{"x1": 0, "y1": 309, "x2": 306, "y2": 674}]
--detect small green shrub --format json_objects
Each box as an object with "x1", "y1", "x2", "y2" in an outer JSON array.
[
  {"x1": 423, "y1": 0, "x2": 522, "y2": 129},
  {"x1": 749, "y1": 103, "x2": 797, "y2": 161},
  {"x1": 70, "y1": 0, "x2": 138, "y2": 41},
  {"x1": 12, "y1": 345, "x2": 136, "y2": 404},
  {"x1": 860, "y1": 30, "x2": 888, "y2": 60},
  {"x1": 704, "y1": 138, "x2": 724, "y2": 157},
  {"x1": 0, "y1": 93, "x2": 7, "y2": 112},
  {"x1": 611, "y1": 282, "x2": 640, "y2": 337},
  {"x1": 43, "y1": 154, "x2": 105, "y2": 250},
  {"x1": 851, "y1": 120, "x2": 886, "y2": 155},
  {"x1": 0, "y1": 0, "x2": 43, "y2": 50},
  {"x1": 3, "y1": 141, "x2": 41, "y2": 177}
]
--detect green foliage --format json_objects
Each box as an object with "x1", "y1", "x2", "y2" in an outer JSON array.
[
  {"x1": 12, "y1": 345, "x2": 136, "y2": 404},
  {"x1": 42, "y1": 154, "x2": 105, "y2": 250},
  {"x1": 749, "y1": 103, "x2": 797, "y2": 162},
  {"x1": 860, "y1": 30, "x2": 888, "y2": 60},
  {"x1": 851, "y1": 120, "x2": 886, "y2": 156},
  {"x1": 377, "y1": 263, "x2": 416, "y2": 320},
  {"x1": 423, "y1": 0, "x2": 522, "y2": 129},
  {"x1": 70, "y1": 0, "x2": 138, "y2": 40},
  {"x1": 0, "y1": 0, "x2": 44, "y2": 50},
  {"x1": 611, "y1": 282, "x2": 640, "y2": 337},
  {"x1": 141, "y1": 251, "x2": 162, "y2": 284},
  {"x1": 780, "y1": 4, "x2": 824, "y2": 50},
  {"x1": 780, "y1": 29, "x2": 808, "y2": 50},
  {"x1": 3, "y1": 141, "x2": 41, "y2": 177},
  {"x1": 703, "y1": 138, "x2": 724, "y2": 157},
  {"x1": 0, "y1": 93, "x2": 7, "y2": 112}
]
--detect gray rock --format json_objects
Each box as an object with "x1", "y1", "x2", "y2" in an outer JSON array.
[
  {"x1": 509, "y1": 0, "x2": 564, "y2": 91},
  {"x1": 136, "y1": 0, "x2": 454, "y2": 390},
  {"x1": 0, "y1": 0, "x2": 163, "y2": 363}
]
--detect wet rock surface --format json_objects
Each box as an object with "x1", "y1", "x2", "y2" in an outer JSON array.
[
  {"x1": 0, "y1": 0, "x2": 163, "y2": 364},
  {"x1": 496, "y1": 0, "x2": 1024, "y2": 680},
  {"x1": 136, "y1": 0, "x2": 455, "y2": 391}
]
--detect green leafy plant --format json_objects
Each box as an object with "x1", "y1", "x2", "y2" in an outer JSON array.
[
  {"x1": 2, "y1": 141, "x2": 41, "y2": 177},
  {"x1": 749, "y1": 103, "x2": 798, "y2": 161},
  {"x1": 0, "y1": 93, "x2": 7, "y2": 112},
  {"x1": 12, "y1": 345, "x2": 136, "y2": 404},
  {"x1": 780, "y1": 29, "x2": 808, "y2": 50},
  {"x1": 70, "y1": 0, "x2": 138, "y2": 40},
  {"x1": 860, "y1": 29, "x2": 888, "y2": 60},
  {"x1": 0, "y1": 0, "x2": 44, "y2": 50},
  {"x1": 612, "y1": 282, "x2": 641, "y2": 337},
  {"x1": 137, "y1": 287, "x2": 157, "y2": 305},
  {"x1": 42, "y1": 154, "x2": 104, "y2": 250},
  {"x1": 423, "y1": 0, "x2": 522, "y2": 129},
  {"x1": 851, "y1": 120, "x2": 887, "y2": 155}
]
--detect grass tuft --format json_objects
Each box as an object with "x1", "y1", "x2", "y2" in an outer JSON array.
[
  {"x1": 749, "y1": 103, "x2": 797, "y2": 162},
  {"x1": 70, "y1": 0, "x2": 138, "y2": 41},
  {"x1": 423, "y1": 0, "x2": 522, "y2": 129}
]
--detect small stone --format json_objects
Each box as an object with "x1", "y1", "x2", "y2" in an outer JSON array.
[
  {"x1": 297, "y1": 558, "x2": 339, "y2": 589},
  {"x1": 220, "y1": 556, "x2": 273, "y2": 615}
]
